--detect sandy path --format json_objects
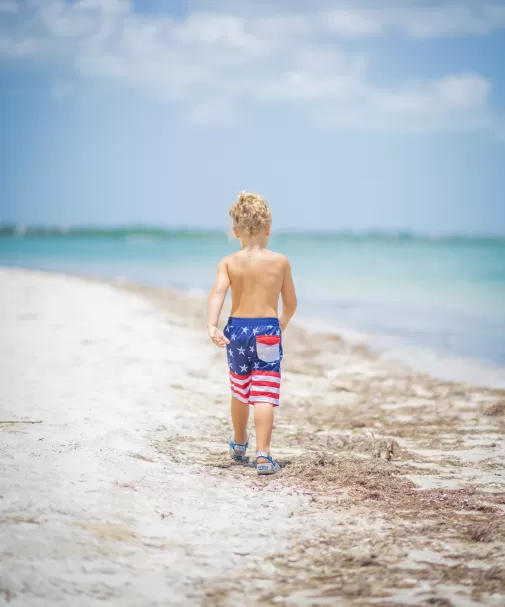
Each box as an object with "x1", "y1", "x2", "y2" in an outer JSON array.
[
  {"x1": 1, "y1": 268, "x2": 504, "y2": 607},
  {"x1": 0, "y1": 269, "x2": 322, "y2": 606}
]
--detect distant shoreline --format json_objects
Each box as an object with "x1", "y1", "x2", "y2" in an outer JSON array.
[{"x1": 1, "y1": 226, "x2": 503, "y2": 243}]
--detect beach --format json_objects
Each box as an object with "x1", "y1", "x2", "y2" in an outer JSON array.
[
  {"x1": 1, "y1": 267, "x2": 504, "y2": 606},
  {"x1": 1, "y1": 233, "x2": 504, "y2": 388}
]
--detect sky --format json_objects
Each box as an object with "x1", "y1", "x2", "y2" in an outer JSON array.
[{"x1": 0, "y1": 0, "x2": 504, "y2": 235}]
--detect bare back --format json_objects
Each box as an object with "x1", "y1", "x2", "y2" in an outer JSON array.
[{"x1": 226, "y1": 249, "x2": 287, "y2": 318}]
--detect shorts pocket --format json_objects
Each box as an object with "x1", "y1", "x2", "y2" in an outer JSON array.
[{"x1": 256, "y1": 335, "x2": 281, "y2": 363}]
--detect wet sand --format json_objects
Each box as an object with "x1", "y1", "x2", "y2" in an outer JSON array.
[{"x1": 0, "y1": 268, "x2": 504, "y2": 606}]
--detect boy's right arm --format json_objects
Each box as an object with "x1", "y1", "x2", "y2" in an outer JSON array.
[
  {"x1": 279, "y1": 257, "x2": 297, "y2": 332},
  {"x1": 207, "y1": 258, "x2": 231, "y2": 348}
]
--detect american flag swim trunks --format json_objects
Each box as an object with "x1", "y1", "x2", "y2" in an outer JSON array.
[{"x1": 224, "y1": 317, "x2": 282, "y2": 407}]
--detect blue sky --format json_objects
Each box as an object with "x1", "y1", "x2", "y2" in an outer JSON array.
[{"x1": 0, "y1": 0, "x2": 504, "y2": 235}]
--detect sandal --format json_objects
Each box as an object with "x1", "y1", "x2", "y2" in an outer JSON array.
[
  {"x1": 229, "y1": 435, "x2": 249, "y2": 460},
  {"x1": 256, "y1": 451, "x2": 281, "y2": 475}
]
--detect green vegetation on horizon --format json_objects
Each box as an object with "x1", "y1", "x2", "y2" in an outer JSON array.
[
  {"x1": 0, "y1": 224, "x2": 223, "y2": 238},
  {"x1": 0, "y1": 223, "x2": 503, "y2": 244}
]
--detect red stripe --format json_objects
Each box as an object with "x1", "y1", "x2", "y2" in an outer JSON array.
[
  {"x1": 231, "y1": 385, "x2": 249, "y2": 393},
  {"x1": 250, "y1": 380, "x2": 279, "y2": 388},
  {"x1": 231, "y1": 390, "x2": 249, "y2": 403},
  {"x1": 230, "y1": 384, "x2": 250, "y2": 394},
  {"x1": 256, "y1": 335, "x2": 281, "y2": 345},
  {"x1": 230, "y1": 377, "x2": 251, "y2": 387},
  {"x1": 230, "y1": 377, "x2": 251, "y2": 386},
  {"x1": 250, "y1": 390, "x2": 280, "y2": 399},
  {"x1": 251, "y1": 370, "x2": 281, "y2": 377},
  {"x1": 230, "y1": 372, "x2": 251, "y2": 381},
  {"x1": 229, "y1": 370, "x2": 251, "y2": 380},
  {"x1": 231, "y1": 384, "x2": 249, "y2": 396}
]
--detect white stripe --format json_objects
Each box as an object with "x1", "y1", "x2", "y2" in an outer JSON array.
[
  {"x1": 250, "y1": 396, "x2": 279, "y2": 406},
  {"x1": 229, "y1": 374, "x2": 251, "y2": 386},
  {"x1": 231, "y1": 384, "x2": 250, "y2": 396},
  {"x1": 250, "y1": 386, "x2": 280, "y2": 395},
  {"x1": 231, "y1": 390, "x2": 249, "y2": 404},
  {"x1": 251, "y1": 375, "x2": 280, "y2": 384},
  {"x1": 230, "y1": 379, "x2": 251, "y2": 390}
]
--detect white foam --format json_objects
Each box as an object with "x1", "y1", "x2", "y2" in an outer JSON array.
[{"x1": 294, "y1": 314, "x2": 505, "y2": 389}]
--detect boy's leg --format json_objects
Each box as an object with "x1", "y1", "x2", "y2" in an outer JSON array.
[
  {"x1": 254, "y1": 402, "x2": 274, "y2": 463},
  {"x1": 231, "y1": 396, "x2": 249, "y2": 445}
]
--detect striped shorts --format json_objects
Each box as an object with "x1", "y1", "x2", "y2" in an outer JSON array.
[{"x1": 224, "y1": 317, "x2": 282, "y2": 407}]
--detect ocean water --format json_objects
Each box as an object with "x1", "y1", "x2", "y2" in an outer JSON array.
[{"x1": 1, "y1": 232, "x2": 504, "y2": 387}]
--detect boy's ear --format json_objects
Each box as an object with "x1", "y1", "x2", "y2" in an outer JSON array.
[
  {"x1": 266, "y1": 224, "x2": 272, "y2": 236},
  {"x1": 232, "y1": 227, "x2": 240, "y2": 239}
]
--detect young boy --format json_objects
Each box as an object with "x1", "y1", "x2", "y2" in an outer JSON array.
[{"x1": 206, "y1": 192, "x2": 297, "y2": 475}]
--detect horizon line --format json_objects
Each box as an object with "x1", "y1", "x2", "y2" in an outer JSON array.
[{"x1": 1, "y1": 223, "x2": 504, "y2": 241}]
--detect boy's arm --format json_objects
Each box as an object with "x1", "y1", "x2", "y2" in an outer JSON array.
[
  {"x1": 279, "y1": 258, "x2": 297, "y2": 332},
  {"x1": 207, "y1": 258, "x2": 231, "y2": 348}
]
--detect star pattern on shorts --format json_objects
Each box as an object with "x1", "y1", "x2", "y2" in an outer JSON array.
[{"x1": 226, "y1": 322, "x2": 281, "y2": 405}]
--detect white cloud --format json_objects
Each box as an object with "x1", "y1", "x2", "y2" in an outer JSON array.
[
  {"x1": 321, "y1": 3, "x2": 505, "y2": 39},
  {"x1": 322, "y1": 9, "x2": 387, "y2": 37},
  {"x1": 198, "y1": 0, "x2": 505, "y2": 39},
  {"x1": 258, "y1": 47, "x2": 367, "y2": 104},
  {"x1": 0, "y1": 0, "x2": 501, "y2": 134},
  {"x1": 318, "y1": 73, "x2": 493, "y2": 133}
]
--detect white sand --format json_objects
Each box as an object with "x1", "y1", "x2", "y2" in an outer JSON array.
[
  {"x1": 0, "y1": 269, "x2": 322, "y2": 606},
  {"x1": 2, "y1": 268, "x2": 504, "y2": 607}
]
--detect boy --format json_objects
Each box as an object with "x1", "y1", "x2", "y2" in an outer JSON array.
[{"x1": 206, "y1": 192, "x2": 297, "y2": 475}]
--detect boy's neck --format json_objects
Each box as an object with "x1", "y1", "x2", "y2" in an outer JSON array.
[{"x1": 239, "y1": 233, "x2": 269, "y2": 250}]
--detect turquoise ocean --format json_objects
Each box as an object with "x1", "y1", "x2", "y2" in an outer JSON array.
[{"x1": 1, "y1": 232, "x2": 504, "y2": 387}]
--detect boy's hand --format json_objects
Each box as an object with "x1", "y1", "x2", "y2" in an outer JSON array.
[{"x1": 208, "y1": 326, "x2": 230, "y2": 348}]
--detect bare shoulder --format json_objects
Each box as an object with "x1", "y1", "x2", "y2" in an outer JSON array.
[
  {"x1": 218, "y1": 254, "x2": 234, "y2": 265},
  {"x1": 267, "y1": 250, "x2": 291, "y2": 268},
  {"x1": 216, "y1": 255, "x2": 234, "y2": 272},
  {"x1": 223, "y1": 252, "x2": 242, "y2": 266}
]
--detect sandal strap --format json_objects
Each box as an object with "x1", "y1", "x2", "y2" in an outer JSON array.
[
  {"x1": 256, "y1": 451, "x2": 274, "y2": 464},
  {"x1": 230, "y1": 440, "x2": 248, "y2": 451}
]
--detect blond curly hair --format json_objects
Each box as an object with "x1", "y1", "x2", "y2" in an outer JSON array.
[{"x1": 229, "y1": 191, "x2": 272, "y2": 236}]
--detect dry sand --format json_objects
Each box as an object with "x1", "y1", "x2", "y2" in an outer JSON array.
[{"x1": 0, "y1": 268, "x2": 504, "y2": 607}]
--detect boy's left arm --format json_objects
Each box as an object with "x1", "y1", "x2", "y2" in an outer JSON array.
[{"x1": 207, "y1": 258, "x2": 231, "y2": 348}]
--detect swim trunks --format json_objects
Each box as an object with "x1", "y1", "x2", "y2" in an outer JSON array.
[{"x1": 224, "y1": 317, "x2": 282, "y2": 407}]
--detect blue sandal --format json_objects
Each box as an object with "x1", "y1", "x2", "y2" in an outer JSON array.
[
  {"x1": 256, "y1": 451, "x2": 281, "y2": 475},
  {"x1": 229, "y1": 436, "x2": 249, "y2": 460}
]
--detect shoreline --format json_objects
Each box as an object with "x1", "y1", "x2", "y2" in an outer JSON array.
[
  {"x1": 1, "y1": 267, "x2": 505, "y2": 606},
  {"x1": 5, "y1": 263, "x2": 504, "y2": 391},
  {"x1": 112, "y1": 277, "x2": 505, "y2": 390}
]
